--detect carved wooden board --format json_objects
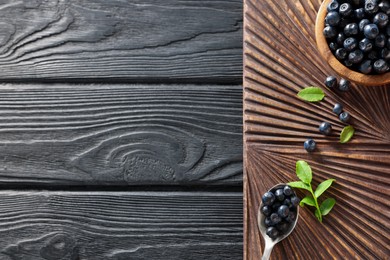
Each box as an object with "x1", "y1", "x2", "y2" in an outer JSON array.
[
  {"x1": 0, "y1": 84, "x2": 242, "y2": 186},
  {"x1": 0, "y1": 191, "x2": 242, "y2": 260},
  {"x1": 243, "y1": 0, "x2": 390, "y2": 259},
  {"x1": 0, "y1": 0, "x2": 242, "y2": 83}
]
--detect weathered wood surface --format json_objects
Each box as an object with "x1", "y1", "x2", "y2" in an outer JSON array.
[
  {"x1": 0, "y1": 84, "x2": 242, "y2": 186},
  {"x1": 244, "y1": 0, "x2": 390, "y2": 259},
  {"x1": 0, "y1": 0, "x2": 242, "y2": 83},
  {"x1": 0, "y1": 191, "x2": 243, "y2": 260}
]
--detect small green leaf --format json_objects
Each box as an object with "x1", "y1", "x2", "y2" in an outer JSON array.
[
  {"x1": 314, "y1": 179, "x2": 335, "y2": 198},
  {"x1": 297, "y1": 87, "x2": 325, "y2": 102},
  {"x1": 320, "y1": 198, "x2": 336, "y2": 216},
  {"x1": 315, "y1": 208, "x2": 322, "y2": 222},
  {"x1": 296, "y1": 160, "x2": 312, "y2": 184},
  {"x1": 287, "y1": 181, "x2": 311, "y2": 191},
  {"x1": 299, "y1": 196, "x2": 316, "y2": 207},
  {"x1": 340, "y1": 125, "x2": 355, "y2": 143}
]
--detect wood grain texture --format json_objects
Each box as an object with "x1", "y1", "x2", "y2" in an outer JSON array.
[
  {"x1": 0, "y1": 0, "x2": 242, "y2": 83},
  {"x1": 244, "y1": 0, "x2": 390, "y2": 259},
  {"x1": 0, "y1": 84, "x2": 242, "y2": 186},
  {"x1": 0, "y1": 191, "x2": 243, "y2": 260}
]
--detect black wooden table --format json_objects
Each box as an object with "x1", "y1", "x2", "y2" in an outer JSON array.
[{"x1": 0, "y1": 1, "x2": 243, "y2": 259}]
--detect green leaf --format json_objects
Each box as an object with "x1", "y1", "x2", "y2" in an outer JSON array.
[
  {"x1": 320, "y1": 198, "x2": 336, "y2": 216},
  {"x1": 314, "y1": 179, "x2": 335, "y2": 198},
  {"x1": 340, "y1": 125, "x2": 355, "y2": 143},
  {"x1": 299, "y1": 196, "x2": 316, "y2": 207},
  {"x1": 287, "y1": 181, "x2": 311, "y2": 191},
  {"x1": 296, "y1": 160, "x2": 312, "y2": 184},
  {"x1": 315, "y1": 208, "x2": 322, "y2": 222},
  {"x1": 297, "y1": 87, "x2": 325, "y2": 102}
]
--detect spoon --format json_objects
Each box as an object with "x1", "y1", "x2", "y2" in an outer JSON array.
[{"x1": 257, "y1": 183, "x2": 299, "y2": 260}]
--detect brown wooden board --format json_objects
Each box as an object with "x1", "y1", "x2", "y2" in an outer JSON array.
[
  {"x1": 243, "y1": 0, "x2": 390, "y2": 259},
  {"x1": 0, "y1": 191, "x2": 242, "y2": 260},
  {"x1": 0, "y1": 84, "x2": 242, "y2": 186},
  {"x1": 0, "y1": 0, "x2": 242, "y2": 84}
]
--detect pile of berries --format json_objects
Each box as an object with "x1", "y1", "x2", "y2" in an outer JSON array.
[
  {"x1": 323, "y1": 0, "x2": 390, "y2": 74},
  {"x1": 260, "y1": 185, "x2": 299, "y2": 239}
]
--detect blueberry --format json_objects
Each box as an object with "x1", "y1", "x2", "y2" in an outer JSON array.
[
  {"x1": 304, "y1": 139, "x2": 316, "y2": 152},
  {"x1": 262, "y1": 192, "x2": 275, "y2": 206},
  {"x1": 285, "y1": 211, "x2": 297, "y2": 223},
  {"x1": 270, "y1": 213, "x2": 282, "y2": 225},
  {"x1": 365, "y1": 0, "x2": 379, "y2": 15},
  {"x1": 339, "y1": 111, "x2": 351, "y2": 123},
  {"x1": 266, "y1": 226, "x2": 279, "y2": 239},
  {"x1": 380, "y1": 48, "x2": 390, "y2": 59},
  {"x1": 276, "y1": 221, "x2": 289, "y2": 232},
  {"x1": 324, "y1": 75, "x2": 337, "y2": 88},
  {"x1": 264, "y1": 217, "x2": 273, "y2": 227},
  {"x1": 359, "y1": 60, "x2": 373, "y2": 74},
  {"x1": 348, "y1": 49, "x2": 364, "y2": 64},
  {"x1": 275, "y1": 189, "x2": 285, "y2": 201},
  {"x1": 327, "y1": 0, "x2": 340, "y2": 12},
  {"x1": 343, "y1": 37, "x2": 358, "y2": 51},
  {"x1": 373, "y1": 58, "x2": 390, "y2": 73},
  {"x1": 359, "y1": 19, "x2": 370, "y2": 32},
  {"x1": 283, "y1": 185, "x2": 293, "y2": 196},
  {"x1": 329, "y1": 42, "x2": 338, "y2": 51},
  {"x1": 374, "y1": 12, "x2": 389, "y2": 27},
  {"x1": 354, "y1": 8, "x2": 365, "y2": 19},
  {"x1": 324, "y1": 25, "x2": 338, "y2": 38},
  {"x1": 283, "y1": 198, "x2": 293, "y2": 208},
  {"x1": 344, "y1": 23, "x2": 359, "y2": 36},
  {"x1": 344, "y1": 59, "x2": 353, "y2": 67},
  {"x1": 379, "y1": 0, "x2": 390, "y2": 14},
  {"x1": 359, "y1": 38, "x2": 373, "y2": 52},
  {"x1": 261, "y1": 205, "x2": 272, "y2": 217},
  {"x1": 335, "y1": 48, "x2": 348, "y2": 60},
  {"x1": 336, "y1": 32, "x2": 346, "y2": 45},
  {"x1": 339, "y1": 18, "x2": 353, "y2": 28},
  {"x1": 364, "y1": 24, "x2": 380, "y2": 39},
  {"x1": 290, "y1": 196, "x2": 300, "y2": 207},
  {"x1": 375, "y1": 34, "x2": 387, "y2": 48},
  {"x1": 338, "y1": 78, "x2": 351, "y2": 92},
  {"x1": 319, "y1": 122, "x2": 332, "y2": 135},
  {"x1": 326, "y1": 11, "x2": 341, "y2": 26},
  {"x1": 333, "y1": 103, "x2": 343, "y2": 115},
  {"x1": 339, "y1": 3, "x2": 353, "y2": 16},
  {"x1": 272, "y1": 201, "x2": 282, "y2": 211},
  {"x1": 277, "y1": 205, "x2": 290, "y2": 218}
]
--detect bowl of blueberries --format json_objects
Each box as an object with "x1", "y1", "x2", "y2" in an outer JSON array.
[{"x1": 315, "y1": 0, "x2": 390, "y2": 86}]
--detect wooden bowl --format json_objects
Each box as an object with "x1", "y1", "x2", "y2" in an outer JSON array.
[{"x1": 315, "y1": 0, "x2": 390, "y2": 86}]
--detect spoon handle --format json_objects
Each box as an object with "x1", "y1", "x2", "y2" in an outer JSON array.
[{"x1": 261, "y1": 239, "x2": 275, "y2": 260}]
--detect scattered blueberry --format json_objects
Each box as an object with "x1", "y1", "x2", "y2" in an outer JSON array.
[
  {"x1": 333, "y1": 103, "x2": 343, "y2": 115},
  {"x1": 319, "y1": 122, "x2": 332, "y2": 135},
  {"x1": 338, "y1": 78, "x2": 351, "y2": 92},
  {"x1": 304, "y1": 139, "x2": 316, "y2": 152},
  {"x1": 325, "y1": 75, "x2": 337, "y2": 88},
  {"x1": 339, "y1": 111, "x2": 351, "y2": 123}
]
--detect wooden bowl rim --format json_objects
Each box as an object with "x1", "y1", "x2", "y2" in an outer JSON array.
[{"x1": 315, "y1": 0, "x2": 390, "y2": 86}]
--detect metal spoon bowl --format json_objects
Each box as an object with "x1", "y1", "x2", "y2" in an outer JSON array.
[{"x1": 257, "y1": 183, "x2": 299, "y2": 260}]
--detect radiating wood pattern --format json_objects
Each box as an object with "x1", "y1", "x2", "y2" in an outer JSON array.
[
  {"x1": 0, "y1": 191, "x2": 243, "y2": 260},
  {"x1": 244, "y1": 0, "x2": 390, "y2": 259},
  {"x1": 0, "y1": 0, "x2": 242, "y2": 83},
  {"x1": 0, "y1": 84, "x2": 242, "y2": 186}
]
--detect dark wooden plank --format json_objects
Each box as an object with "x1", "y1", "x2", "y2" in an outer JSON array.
[
  {"x1": 0, "y1": 0, "x2": 242, "y2": 83},
  {"x1": 0, "y1": 191, "x2": 242, "y2": 260},
  {"x1": 0, "y1": 84, "x2": 242, "y2": 186},
  {"x1": 244, "y1": 0, "x2": 390, "y2": 259}
]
